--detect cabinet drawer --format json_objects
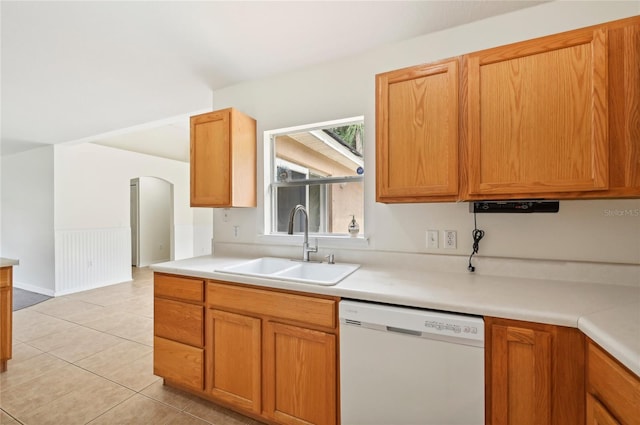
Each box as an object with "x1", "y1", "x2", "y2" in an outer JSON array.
[
  {"x1": 155, "y1": 273, "x2": 204, "y2": 302},
  {"x1": 587, "y1": 340, "x2": 640, "y2": 425},
  {"x1": 154, "y1": 336, "x2": 204, "y2": 391},
  {"x1": 154, "y1": 298, "x2": 203, "y2": 347},
  {"x1": 208, "y1": 282, "x2": 337, "y2": 329}
]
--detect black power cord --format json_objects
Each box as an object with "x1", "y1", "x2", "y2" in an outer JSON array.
[{"x1": 468, "y1": 211, "x2": 485, "y2": 272}]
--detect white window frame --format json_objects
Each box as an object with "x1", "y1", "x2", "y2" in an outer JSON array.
[{"x1": 261, "y1": 116, "x2": 369, "y2": 248}]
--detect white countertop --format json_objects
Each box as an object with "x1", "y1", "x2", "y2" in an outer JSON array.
[
  {"x1": 0, "y1": 258, "x2": 19, "y2": 267},
  {"x1": 151, "y1": 254, "x2": 640, "y2": 376}
]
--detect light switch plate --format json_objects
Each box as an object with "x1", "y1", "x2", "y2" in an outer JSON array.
[{"x1": 426, "y1": 230, "x2": 439, "y2": 249}]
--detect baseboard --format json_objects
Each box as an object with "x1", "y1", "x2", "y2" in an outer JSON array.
[
  {"x1": 13, "y1": 281, "x2": 55, "y2": 297},
  {"x1": 53, "y1": 274, "x2": 132, "y2": 297}
]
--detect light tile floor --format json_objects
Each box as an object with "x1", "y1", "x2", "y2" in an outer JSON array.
[{"x1": 1, "y1": 267, "x2": 263, "y2": 425}]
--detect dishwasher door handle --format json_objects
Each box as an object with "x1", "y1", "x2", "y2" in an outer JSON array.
[{"x1": 386, "y1": 326, "x2": 422, "y2": 336}]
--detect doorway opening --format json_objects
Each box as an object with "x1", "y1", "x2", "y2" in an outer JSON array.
[{"x1": 130, "y1": 177, "x2": 174, "y2": 267}]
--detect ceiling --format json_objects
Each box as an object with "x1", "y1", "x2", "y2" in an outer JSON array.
[{"x1": 1, "y1": 1, "x2": 546, "y2": 162}]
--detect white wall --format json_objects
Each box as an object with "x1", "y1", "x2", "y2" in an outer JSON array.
[
  {"x1": 138, "y1": 176, "x2": 172, "y2": 266},
  {"x1": 0, "y1": 142, "x2": 213, "y2": 295},
  {"x1": 209, "y1": 1, "x2": 640, "y2": 265},
  {"x1": 0, "y1": 152, "x2": 2, "y2": 258},
  {"x1": 1, "y1": 146, "x2": 56, "y2": 294},
  {"x1": 49, "y1": 143, "x2": 211, "y2": 295}
]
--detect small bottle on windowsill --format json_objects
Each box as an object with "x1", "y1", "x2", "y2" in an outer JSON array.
[{"x1": 348, "y1": 215, "x2": 359, "y2": 238}]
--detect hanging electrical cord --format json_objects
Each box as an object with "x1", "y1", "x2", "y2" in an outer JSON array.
[{"x1": 468, "y1": 210, "x2": 485, "y2": 272}]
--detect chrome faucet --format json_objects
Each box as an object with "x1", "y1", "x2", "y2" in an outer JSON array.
[{"x1": 288, "y1": 204, "x2": 318, "y2": 262}]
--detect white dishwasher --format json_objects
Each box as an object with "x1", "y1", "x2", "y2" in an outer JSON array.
[{"x1": 339, "y1": 300, "x2": 484, "y2": 425}]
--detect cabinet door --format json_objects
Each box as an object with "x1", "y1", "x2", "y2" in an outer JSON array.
[
  {"x1": 465, "y1": 27, "x2": 608, "y2": 197},
  {"x1": 376, "y1": 59, "x2": 459, "y2": 202},
  {"x1": 587, "y1": 394, "x2": 621, "y2": 425},
  {"x1": 191, "y1": 110, "x2": 231, "y2": 206},
  {"x1": 264, "y1": 321, "x2": 337, "y2": 425},
  {"x1": 489, "y1": 323, "x2": 552, "y2": 425},
  {"x1": 206, "y1": 309, "x2": 262, "y2": 414},
  {"x1": 485, "y1": 317, "x2": 585, "y2": 425}
]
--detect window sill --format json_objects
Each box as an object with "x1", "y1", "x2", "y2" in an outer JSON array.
[{"x1": 256, "y1": 233, "x2": 370, "y2": 249}]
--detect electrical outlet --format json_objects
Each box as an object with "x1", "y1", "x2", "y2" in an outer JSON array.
[
  {"x1": 444, "y1": 230, "x2": 457, "y2": 249},
  {"x1": 223, "y1": 209, "x2": 231, "y2": 223},
  {"x1": 426, "y1": 230, "x2": 439, "y2": 249}
]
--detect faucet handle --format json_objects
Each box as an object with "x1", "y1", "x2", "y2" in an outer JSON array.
[{"x1": 324, "y1": 254, "x2": 335, "y2": 264}]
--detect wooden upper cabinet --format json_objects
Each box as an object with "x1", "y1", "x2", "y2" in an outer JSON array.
[
  {"x1": 463, "y1": 26, "x2": 609, "y2": 198},
  {"x1": 375, "y1": 16, "x2": 638, "y2": 203},
  {"x1": 376, "y1": 58, "x2": 460, "y2": 203},
  {"x1": 190, "y1": 108, "x2": 256, "y2": 207},
  {"x1": 605, "y1": 17, "x2": 640, "y2": 198}
]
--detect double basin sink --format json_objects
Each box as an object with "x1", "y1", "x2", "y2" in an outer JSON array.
[{"x1": 215, "y1": 257, "x2": 360, "y2": 286}]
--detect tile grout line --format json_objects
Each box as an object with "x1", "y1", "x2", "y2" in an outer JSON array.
[{"x1": 5, "y1": 268, "x2": 220, "y2": 425}]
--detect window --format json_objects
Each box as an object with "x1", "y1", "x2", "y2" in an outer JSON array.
[{"x1": 265, "y1": 117, "x2": 364, "y2": 238}]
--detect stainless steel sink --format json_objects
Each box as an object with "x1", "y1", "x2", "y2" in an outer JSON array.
[{"x1": 215, "y1": 257, "x2": 360, "y2": 286}]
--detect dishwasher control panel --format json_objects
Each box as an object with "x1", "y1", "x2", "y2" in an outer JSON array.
[
  {"x1": 339, "y1": 300, "x2": 484, "y2": 347},
  {"x1": 424, "y1": 320, "x2": 480, "y2": 335}
]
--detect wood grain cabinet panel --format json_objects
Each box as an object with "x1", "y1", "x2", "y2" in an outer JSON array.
[
  {"x1": 153, "y1": 273, "x2": 206, "y2": 392},
  {"x1": 604, "y1": 17, "x2": 640, "y2": 198},
  {"x1": 587, "y1": 339, "x2": 640, "y2": 425},
  {"x1": 205, "y1": 280, "x2": 339, "y2": 425},
  {"x1": 464, "y1": 26, "x2": 609, "y2": 198},
  {"x1": 206, "y1": 308, "x2": 262, "y2": 414},
  {"x1": 587, "y1": 394, "x2": 621, "y2": 425},
  {"x1": 264, "y1": 321, "x2": 337, "y2": 425},
  {"x1": 190, "y1": 108, "x2": 256, "y2": 207},
  {"x1": 207, "y1": 281, "x2": 336, "y2": 329},
  {"x1": 153, "y1": 336, "x2": 204, "y2": 391},
  {"x1": 154, "y1": 273, "x2": 204, "y2": 302},
  {"x1": 376, "y1": 58, "x2": 460, "y2": 203},
  {"x1": 375, "y1": 16, "x2": 639, "y2": 203},
  {"x1": 154, "y1": 298, "x2": 203, "y2": 347},
  {"x1": 0, "y1": 267, "x2": 12, "y2": 373},
  {"x1": 485, "y1": 317, "x2": 585, "y2": 425}
]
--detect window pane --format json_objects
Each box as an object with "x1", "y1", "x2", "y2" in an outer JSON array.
[
  {"x1": 268, "y1": 117, "x2": 364, "y2": 236},
  {"x1": 276, "y1": 186, "x2": 306, "y2": 233},
  {"x1": 327, "y1": 181, "x2": 363, "y2": 235},
  {"x1": 275, "y1": 181, "x2": 363, "y2": 235}
]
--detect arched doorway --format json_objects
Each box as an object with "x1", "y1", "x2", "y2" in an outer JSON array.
[{"x1": 130, "y1": 177, "x2": 174, "y2": 267}]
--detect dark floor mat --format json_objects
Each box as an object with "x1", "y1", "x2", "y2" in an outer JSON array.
[{"x1": 13, "y1": 287, "x2": 52, "y2": 311}]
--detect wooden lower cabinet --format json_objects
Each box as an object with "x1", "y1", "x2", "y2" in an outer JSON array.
[
  {"x1": 154, "y1": 336, "x2": 204, "y2": 391},
  {"x1": 264, "y1": 321, "x2": 337, "y2": 425},
  {"x1": 0, "y1": 266, "x2": 13, "y2": 372},
  {"x1": 203, "y1": 280, "x2": 339, "y2": 425},
  {"x1": 586, "y1": 339, "x2": 640, "y2": 425},
  {"x1": 587, "y1": 393, "x2": 621, "y2": 425},
  {"x1": 206, "y1": 308, "x2": 262, "y2": 414},
  {"x1": 485, "y1": 317, "x2": 585, "y2": 425},
  {"x1": 153, "y1": 273, "x2": 205, "y2": 391}
]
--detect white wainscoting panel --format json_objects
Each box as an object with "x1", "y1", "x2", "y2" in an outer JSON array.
[{"x1": 55, "y1": 227, "x2": 132, "y2": 295}]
